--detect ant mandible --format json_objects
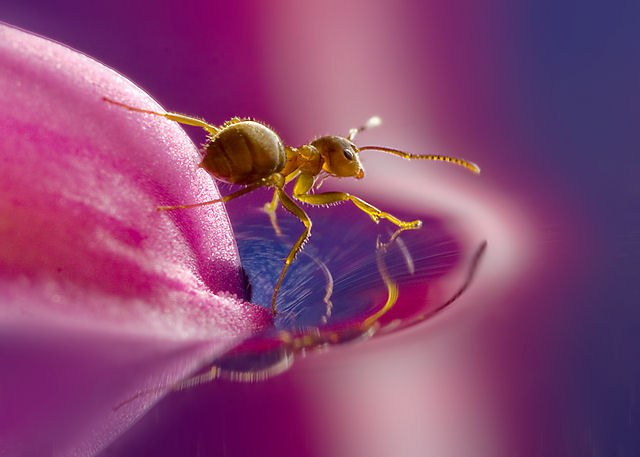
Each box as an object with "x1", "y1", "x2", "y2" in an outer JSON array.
[{"x1": 103, "y1": 97, "x2": 480, "y2": 316}]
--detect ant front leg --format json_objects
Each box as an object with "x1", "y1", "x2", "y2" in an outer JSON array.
[{"x1": 292, "y1": 174, "x2": 422, "y2": 231}]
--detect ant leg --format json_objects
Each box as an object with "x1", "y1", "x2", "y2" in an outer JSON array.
[
  {"x1": 295, "y1": 189, "x2": 422, "y2": 230},
  {"x1": 270, "y1": 189, "x2": 312, "y2": 315},
  {"x1": 304, "y1": 252, "x2": 334, "y2": 323},
  {"x1": 114, "y1": 347, "x2": 294, "y2": 410},
  {"x1": 292, "y1": 172, "x2": 420, "y2": 229},
  {"x1": 103, "y1": 97, "x2": 220, "y2": 135},
  {"x1": 263, "y1": 171, "x2": 301, "y2": 236},
  {"x1": 361, "y1": 234, "x2": 400, "y2": 329},
  {"x1": 158, "y1": 180, "x2": 265, "y2": 211},
  {"x1": 172, "y1": 349, "x2": 294, "y2": 386},
  {"x1": 263, "y1": 190, "x2": 282, "y2": 236}
]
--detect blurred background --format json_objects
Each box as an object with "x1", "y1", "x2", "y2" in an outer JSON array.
[{"x1": 1, "y1": 1, "x2": 639, "y2": 456}]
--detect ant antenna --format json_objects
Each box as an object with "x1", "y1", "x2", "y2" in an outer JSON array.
[
  {"x1": 348, "y1": 116, "x2": 382, "y2": 141},
  {"x1": 357, "y1": 145, "x2": 481, "y2": 174}
]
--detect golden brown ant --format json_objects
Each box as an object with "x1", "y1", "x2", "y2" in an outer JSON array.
[{"x1": 103, "y1": 97, "x2": 480, "y2": 316}]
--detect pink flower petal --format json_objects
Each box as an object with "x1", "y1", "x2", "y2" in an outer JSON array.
[{"x1": 0, "y1": 24, "x2": 271, "y2": 456}]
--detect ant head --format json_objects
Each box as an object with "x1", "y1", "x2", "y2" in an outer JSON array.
[
  {"x1": 309, "y1": 116, "x2": 480, "y2": 180},
  {"x1": 311, "y1": 136, "x2": 365, "y2": 179}
]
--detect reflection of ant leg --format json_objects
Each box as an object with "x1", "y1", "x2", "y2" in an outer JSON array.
[
  {"x1": 113, "y1": 348, "x2": 294, "y2": 411},
  {"x1": 362, "y1": 228, "x2": 419, "y2": 328},
  {"x1": 389, "y1": 234, "x2": 415, "y2": 275},
  {"x1": 300, "y1": 251, "x2": 334, "y2": 323},
  {"x1": 362, "y1": 233, "x2": 400, "y2": 328},
  {"x1": 176, "y1": 350, "x2": 294, "y2": 385},
  {"x1": 263, "y1": 190, "x2": 282, "y2": 236},
  {"x1": 378, "y1": 240, "x2": 488, "y2": 335}
]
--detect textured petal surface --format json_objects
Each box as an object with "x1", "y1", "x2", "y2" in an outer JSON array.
[{"x1": 0, "y1": 25, "x2": 271, "y2": 456}]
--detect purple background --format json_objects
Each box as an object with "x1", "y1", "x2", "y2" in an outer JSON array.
[{"x1": 1, "y1": 1, "x2": 639, "y2": 456}]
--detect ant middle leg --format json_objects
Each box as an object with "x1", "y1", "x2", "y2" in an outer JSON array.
[{"x1": 270, "y1": 189, "x2": 312, "y2": 315}]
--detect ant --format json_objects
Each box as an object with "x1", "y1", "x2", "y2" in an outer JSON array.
[{"x1": 103, "y1": 97, "x2": 480, "y2": 316}]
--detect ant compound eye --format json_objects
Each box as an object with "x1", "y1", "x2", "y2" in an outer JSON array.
[{"x1": 343, "y1": 148, "x2": 355, "y2": 161}]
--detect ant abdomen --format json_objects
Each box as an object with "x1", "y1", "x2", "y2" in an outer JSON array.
[{"x1": 202, "y1": 120, "x2": 287, "y2": 184}]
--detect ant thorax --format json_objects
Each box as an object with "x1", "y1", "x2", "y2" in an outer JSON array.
[{"x1": 282, "y1": 145, "x2": 323, "y2": 177}]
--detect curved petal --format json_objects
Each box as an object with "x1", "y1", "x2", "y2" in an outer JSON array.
[{"x1": 0, "y1": 25, "x2": 271, "y2": 456}]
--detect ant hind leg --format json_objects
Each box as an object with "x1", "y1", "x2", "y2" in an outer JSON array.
[
  {"x1": 158, "y1": 180, "x2": 266, "y2": 211},
  {"x1": 102, "y1": 97, "x2": 220, "y2": 135}
]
